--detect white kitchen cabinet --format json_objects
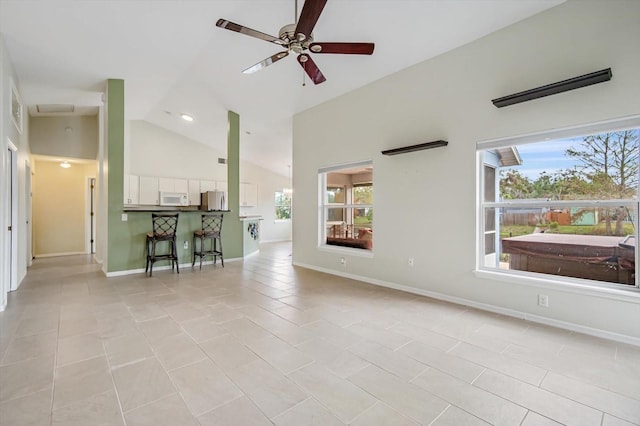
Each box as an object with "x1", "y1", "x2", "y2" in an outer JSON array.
[
  {"x1": 200, "y1": 180, "x2": 216, "y2": 193},
  {"x1": 240, "y1": 183, "x2": 257, "y2": 207},
  {"x1": 158, "y1": 178, "x2": 172, "y2": 193},
  {"x1": 139, "y1": 176, "x2": 159, "y2": 205},
  {"x1": 188, "y1": 180, "x2": 201, "y2": 206},
  {"x1": 174, "y1": 179, "x2": 188, "y2": 193},
  {"x1": 158, "y1": 177, "x2": 188, "y2": 193},
  {"x1": 216, "y1": 181, "x2": 228, "y2": 192},
  {"x1": 123, "y1": 174, "x2": 139, "y2": 205}
]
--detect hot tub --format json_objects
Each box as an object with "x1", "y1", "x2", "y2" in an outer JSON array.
[{"x1": 501, "y1": 233, "x2": 635, "y2": 285}]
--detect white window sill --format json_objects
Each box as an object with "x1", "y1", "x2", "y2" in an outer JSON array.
[
  {"x1": 318, "y1": 244, "x2": 374, "y2": 258},
  {"x1": 474, "y1": 269, "x2": 640, "y2": 304},
  {"x1": 274, "y1": 219, "x2": 291, "y2": 223}
]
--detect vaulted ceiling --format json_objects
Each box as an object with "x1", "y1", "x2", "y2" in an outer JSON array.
[{"x1": 0, "y1": 0, "x2": 564, "y2": 177}]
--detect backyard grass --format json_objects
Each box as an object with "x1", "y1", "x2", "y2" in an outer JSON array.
[{"x1": 500, "y1": 222, "x2": 635, "y2": 238}]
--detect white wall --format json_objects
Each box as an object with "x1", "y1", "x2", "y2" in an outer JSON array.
[
  {"x1": 0, "y1": 33, "x2": 31, "y2": 309},
  {"x1": 293, "y1": 0, "x2": 640, "y2": 341},
  {"x1": 127, "y1": 120, "x2": 291, "y2": 242},
  {"x1": 239, "y1": 161, "x2": 293, "y2": 243},
  {"x1": 30, "y1": 115, "x2": 98, "y2": 159}
]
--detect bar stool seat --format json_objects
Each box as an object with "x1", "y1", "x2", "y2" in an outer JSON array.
[
  {"x1": 193, "y1": 213, "x2": 224, "y2": 269},
  {"x1": 145, "y1": 213, "x2": 179, "y2": 276}
]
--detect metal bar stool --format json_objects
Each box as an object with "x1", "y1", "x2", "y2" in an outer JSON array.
[
  {"x1": 192, "y1": 213, "x2": 224, "y2": 269},
  {"x1": 145, "y1": 213, "x2": 179, "y2": 276}
]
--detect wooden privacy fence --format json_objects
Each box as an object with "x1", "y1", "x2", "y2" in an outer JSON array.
[{"x1": 501, "y1": 212, "x2": 540, "y2": 226}]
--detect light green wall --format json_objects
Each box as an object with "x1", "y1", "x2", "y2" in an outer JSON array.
[{"x1": 106, "y1": 94, "x2": 245, "y2": 271}]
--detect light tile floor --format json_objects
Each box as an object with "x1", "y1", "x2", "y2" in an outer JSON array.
[{"x1": 1, "y1": 242, "x2": 639, "y2": 425}]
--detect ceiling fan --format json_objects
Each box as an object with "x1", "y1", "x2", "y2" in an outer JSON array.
[{"x1": 216, "y1": 0, "x2": 374, "y2": 85}]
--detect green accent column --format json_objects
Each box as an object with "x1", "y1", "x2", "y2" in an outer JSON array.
[
  {"x1": 106, "y1": 79, "x2": 126, "y2": 273},
  {"x1": 225, "y1": 111, "x2": 243, "y2": 258}
]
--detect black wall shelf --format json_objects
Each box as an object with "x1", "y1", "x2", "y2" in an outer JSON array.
[
  {"x1": 491, "y1": 68, "x2": 612, "y2": 108},
  {"x1": 381, "y1": 140, "x2": 448, "y2": 156}
]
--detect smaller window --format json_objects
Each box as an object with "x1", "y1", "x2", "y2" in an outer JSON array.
[
  {"x1": 274, "y1": 191, "x2": 292, "y2": 220},
  {"x1": 319, "y1": 161, "x2": 373, "y2": 251},
  {"x1": 11, "y1": 80, "x2": 23, "y2": 134}
]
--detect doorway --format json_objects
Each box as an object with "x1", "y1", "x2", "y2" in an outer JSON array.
[
  {"x1": 6, "y1": 142, "x2": 18, "y2": 292},
  {"x1": 26, "y1": 161, "x2": 32, "y2": 266},
  {"x1": 86, "y1": 177, "x2": 96, "y2": 254}
]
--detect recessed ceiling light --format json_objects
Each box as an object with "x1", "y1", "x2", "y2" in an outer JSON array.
[
  {"x1": 60, "y1": 161, "x2": 71, "y2": 169},
  {"x1": 181, "y1": 113, "x2": 194, "y2": 122}
]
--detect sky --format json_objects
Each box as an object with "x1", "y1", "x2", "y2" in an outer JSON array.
[{"x1": 513, "y1": 137, "x2": 582, "y2": 181}]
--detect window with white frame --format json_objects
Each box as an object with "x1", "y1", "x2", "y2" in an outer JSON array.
[
  {"x1": 319, "y1": 161, "x2": 373, "y2": 250},
  {"x1": 477, "y1": 116, "x2": 640, "y2": 290},
  {"x1": 274, "y1": 191, "x2": 292, "y2": 220}
]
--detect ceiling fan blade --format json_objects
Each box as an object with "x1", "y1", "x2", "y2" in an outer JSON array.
[
  {"x1": 216, "y1": 19, "x2": 285, "y2": 45},
  {"x1": 309, "y1": 42, "x2": 375, "y2": 55},
  {"x1": 297, "y1": 54, "x2": 326, "y2": 85},
  {"x1": 294, "y1": 0, "x2": 327, "y2": 41},
  {"x1": 243, "y1": 51, "x2": 290, "y2": 74}
]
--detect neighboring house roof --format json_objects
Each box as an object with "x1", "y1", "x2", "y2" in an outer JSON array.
[{"x1": 496, "y1": 146, "x2": 522, "y2": 167}]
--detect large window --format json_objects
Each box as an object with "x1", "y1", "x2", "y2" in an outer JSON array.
[
  {"x1": 478, "y1": 117, "x2": 640, "y2": 290},
  {"x1": 319, "y1": 161, "x2": 373, "y2": 251}
]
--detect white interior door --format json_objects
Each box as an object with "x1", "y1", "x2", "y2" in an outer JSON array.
[
  {"x1": 26, "y1": 161, "x2": 32, "y2": 267},
  {"x1": 6, "y1": 143, "x2": 18, "y2": 291},
  {"x1": 87, "y1": 177, "x2": 96, "y2": 254}
]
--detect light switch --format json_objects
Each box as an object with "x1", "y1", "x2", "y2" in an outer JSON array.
[{"x1": 121, "y1": 213, "x2": 128, "y2": 221}]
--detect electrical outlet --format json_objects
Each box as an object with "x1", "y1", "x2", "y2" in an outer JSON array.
[
  {"x1": 408, "y1": 258, "x2": 414, "y2": 267},
  {"x1": 538, "y1": 294, "x2": 549, "y2": 308},
  {"x1": 340, "y1": 257, "x2": 347, "y2": 267},
  {"x1": 183, "y1": 241, "x2": 188, "y2": 250}
]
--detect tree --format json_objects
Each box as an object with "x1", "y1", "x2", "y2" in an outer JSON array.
[
  {"x1": 566, "y1": 130, "x2": 639, "y2": 235},
  {"x1": 500, "y1": 169, "x2": 532, "y2": 199}
]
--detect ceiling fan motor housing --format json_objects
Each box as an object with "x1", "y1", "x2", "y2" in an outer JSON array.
[{"x1": 279, "y1": 24, "x2": 313, "y2": 53}]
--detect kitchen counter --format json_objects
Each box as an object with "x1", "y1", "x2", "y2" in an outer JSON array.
[
  {"x1": 239, "y1": 215, "x2": 263, "y2": 221},
  {"x1": 123, "y1": 205, "x2": 230, "y2": 213}
]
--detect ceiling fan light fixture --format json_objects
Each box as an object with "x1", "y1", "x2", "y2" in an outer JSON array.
[{"x1": 180, "y1": 113, "x2": 194, "y2": 122}]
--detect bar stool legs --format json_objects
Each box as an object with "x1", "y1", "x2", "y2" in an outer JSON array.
[
  {"x1": 145, "y1": 213, "x2": 180, "y2": 277},
  {"x1": 192, "y1": 213, "x2": 224, "y2": 269}
]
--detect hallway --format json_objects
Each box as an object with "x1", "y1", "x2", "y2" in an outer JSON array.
[{"x1": 0, "y1": 242, "x2": 639, "y2": 425}]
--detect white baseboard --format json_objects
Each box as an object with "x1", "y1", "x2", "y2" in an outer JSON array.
[
  {"x1": 105, "y1": 256, "x2": 243, "y2": 277},
  {"x1": 292, "y1": 262, "x2": 640, "y2": 347},
  {"x1": 0, "y1": 302, "x2": 6, "y2": 312},
  {"x1": 35, "y1": 251, "x2": 88, "y2": 258}
]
